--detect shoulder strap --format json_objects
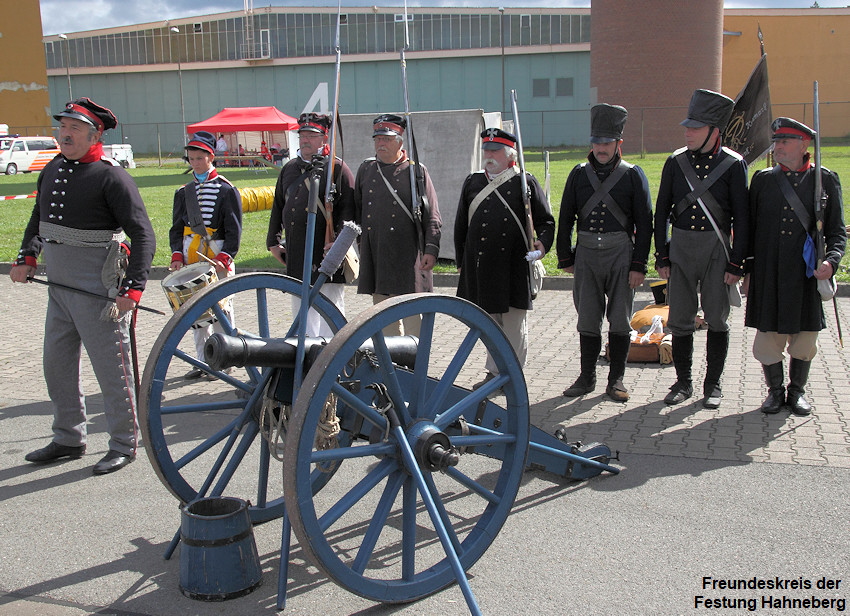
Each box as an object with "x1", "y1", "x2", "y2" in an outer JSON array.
[
  {"x1": 493, "y1": 188, "x2": 532, "y2": 248},
  {"x1": 183, "y1": 182, "x2": 210, "y2": 240},
  {"x1": 467, "y1": 167, "x2": 519, "y2": 224},
  {"x1": 771, "y1": 165, "x2": 813, "y2": 233},
  {"x1": 376, "y1": 163, "x2": 416, "y2": 225},
  {"x1": 579, "y1": 161, "x2": 632, "y2": 230},
  {"x1": 285, "y1": 166, "x2": 312, "y2": 204},
  {"x1": 673, "y1": 149, "x2": 737, "y2": 228}
]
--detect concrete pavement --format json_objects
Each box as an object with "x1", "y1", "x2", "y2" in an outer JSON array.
[{"x1": 1, "y1": 270, "x2": 848, "y2": 615}]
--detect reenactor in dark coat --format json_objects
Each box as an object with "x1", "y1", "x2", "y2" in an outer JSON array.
[
  {"x1": 455, "y1": 128, "x2": 555, "y2": 388},
  {"x1": 557, "y1": 104, "x2": 653, "y2": 402},
  {"x1": 266, "y1": 113, "x2": 355, "y2": 337},
  {"x1": 743, "y1": 117, "x2": 846, "y2": 416},
  {"x1": 353, "y1": 114, "x2": 442, "y2": 336},
  {"x1": 654, "y1": 89, "x2": 749, "y2": 409}
]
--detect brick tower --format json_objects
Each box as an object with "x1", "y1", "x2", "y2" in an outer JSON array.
[{"x1": 590, "y1": 0, "x2": 724, "y2": 154}]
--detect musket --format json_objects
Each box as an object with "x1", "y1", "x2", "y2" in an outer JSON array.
[
  {"x1": 26, "y1": 276, "x2": 166, "y2": 315},
  {"x1": 322, "y1": 0, "x2": 343, "y2": 246},
  {"x1": 509, "y1": 90, "x2": 537, "y2": 253},
  {"x1": 812, "y1": 81, "x2": 843, "y2": 346},
  {"x1": 399, "y1": 0, "x2": 428, "y2": 256}
]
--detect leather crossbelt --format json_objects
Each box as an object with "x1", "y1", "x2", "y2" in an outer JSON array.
[{"x1": 579, "y1": 162, "x2": 631, "y2": 231}]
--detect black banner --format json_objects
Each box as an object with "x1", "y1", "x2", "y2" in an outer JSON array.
[{"x1": 724, "y1": 54, "x2": 772, "y2": 165}]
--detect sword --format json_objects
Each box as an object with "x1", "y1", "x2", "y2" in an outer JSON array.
[{"x1": 26, "y1": 276, "x2": 166, "y2": 316}]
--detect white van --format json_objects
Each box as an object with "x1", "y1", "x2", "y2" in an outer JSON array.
[{"x1": 0, "y1": 136, "x2": 60, "y2": 175}]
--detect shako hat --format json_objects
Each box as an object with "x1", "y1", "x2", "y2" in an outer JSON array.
[
  {"x1": 480, "y1": 127, "x2": 517, "y2": 150},
  {"x1": 298, "y1": 113, "x2": 331, "y2": 135},
  {"x1": 771, "y1": 117, "x2": 815, "y2": 141},
  {"x1": 185, "y1": 131, "x2": 217, "y2": 155},
  {"x1": 590, "y1": 103, "x2": 628, "y2": 143},
  {"x1": 680, "y1": 89, "x2": 735, "y2": 132},
  {"x1": 372, "y1": 114, "x2": 406, "y2": 137},
  {"x1": 53, "y1": 97, "x2": 118, "y2": 132}
]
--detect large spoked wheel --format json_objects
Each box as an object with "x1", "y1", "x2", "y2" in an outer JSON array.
[
  {"x1": 140, "y1": 272, "x2": 347, "y2": 524},
  {"x1": 284, "y1": 294, "x2": 529, "y2": 603}
]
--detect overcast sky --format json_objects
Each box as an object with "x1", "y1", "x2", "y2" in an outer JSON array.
[{"x1": 39, "y1": 0, "x2": 850, "y2": 36}]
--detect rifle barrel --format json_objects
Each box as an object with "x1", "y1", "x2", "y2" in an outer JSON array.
[{"x1": 509, "y1": 90, "x2": 535, "y2": 250}]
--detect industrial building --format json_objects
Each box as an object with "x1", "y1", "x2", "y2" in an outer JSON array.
[{"x1": 2, "y1": 3, "x2": 848, "y2": 154}]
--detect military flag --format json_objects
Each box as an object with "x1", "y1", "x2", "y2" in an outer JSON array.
[{"x1": 724, "y1": 29, "x2": 772, "y2": 164}]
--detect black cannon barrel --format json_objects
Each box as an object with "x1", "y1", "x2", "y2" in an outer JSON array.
[{"x1": 204, "y1": 333, "x2": 418, "y2": 372}]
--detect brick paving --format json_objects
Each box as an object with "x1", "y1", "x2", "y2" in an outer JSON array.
[{"x1": 2, "y1": 267, "x2": 848, "y2": 469}]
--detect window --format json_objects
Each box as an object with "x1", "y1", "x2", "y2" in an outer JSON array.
[
  {"x1": 556, "y1": 77, "x2": 574, "y2": 97},
  {"x1": 193, "y1": 23, "x2": 203, "y2": 34},
  {"x1": 532, "y1": 78, "x2": 550, "y2": 97},
  {"x1": 259, "y1": 28, "x2": 271, "y2": 58}
]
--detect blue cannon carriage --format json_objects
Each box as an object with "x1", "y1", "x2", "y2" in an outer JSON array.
[{"x1": 139, "y1": 158, "x2": 618, "y2": 615}]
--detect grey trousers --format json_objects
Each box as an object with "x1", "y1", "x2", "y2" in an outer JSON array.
[
  {"x1": 573, "y1": 231, "x2": 635, "y2": 336},
  {"x1": 667, "y1": 228, "x2": 731, "y2": 335},
  {"x1": 42, "y1": 243, "x2": 138, "y2": 456}
]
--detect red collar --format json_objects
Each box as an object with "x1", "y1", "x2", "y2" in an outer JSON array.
[
  {"x1": 76, "y1": 142, "x2": 104, "y2": 164},
  {"x1": 779, "y1": 152, "x2": 812, "y2": 173}
]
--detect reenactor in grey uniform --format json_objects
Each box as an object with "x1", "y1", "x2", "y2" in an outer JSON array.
[
  {"x1": 557, "y1": 104, "x2": 653, "y2": 402},
  {"x1": 11, "y1": 97, "x2": 155, "y2": 474},
  {"x1": 744, "y1": 117, "x2": 846, "y2": 415},
  {"x1": 655, "y1": 89, "x2": 749, "y2": 409}
]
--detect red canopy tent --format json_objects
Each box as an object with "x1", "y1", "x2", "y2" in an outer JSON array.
[
  {"x1": 186, "y1": 106, "x2": 299, "y2": 133},
  {"x1": 187, "y1": 106, "x2": 299, "y2": 163}
]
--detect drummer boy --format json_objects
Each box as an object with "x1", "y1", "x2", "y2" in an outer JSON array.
[{"x1": 169, "y1": 131, "x2": 242, "y2": 379}]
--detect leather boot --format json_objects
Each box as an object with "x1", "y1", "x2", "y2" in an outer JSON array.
[
  {"x1": 702, "y1": 330, "x2": 729, "y2": 409},
  {"x1": 606, "y1": 332, "x2": 631, "y2": 402},
  {"x1": 760, "y1": 361, "x2": 786, "y2": 414},
  {"x1": 787, "y1": 358, "x2": 813, "y2": 416},
  {"x1": 665, "y1": 334, "x2": 694, "y2": 404},
  {"x1": 563, "y1": 334, "x2": 601, "y2": 397}
]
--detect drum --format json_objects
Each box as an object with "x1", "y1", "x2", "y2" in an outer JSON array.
[{"x1": 162, "y1": 262, "x2": 222, "y2": 329}]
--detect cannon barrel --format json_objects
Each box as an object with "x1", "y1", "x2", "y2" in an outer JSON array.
[{"x1": 205, "y1": 333, "x2": 419, "y2": 372}]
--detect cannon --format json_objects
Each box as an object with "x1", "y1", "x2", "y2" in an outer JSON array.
[
  {"x1": 139, "y1": 160, "x2": 619, "y2": 615},
  {"x1": 139, "y1": 273, "x2": 619, "y2": 613}
]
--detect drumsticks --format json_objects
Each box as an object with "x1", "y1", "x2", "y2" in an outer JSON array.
[{"x1": 196, "y1": 251, "x2": 219, "y2": 267}]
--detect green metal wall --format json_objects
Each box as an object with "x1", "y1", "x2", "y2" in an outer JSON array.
[{"x1": 47, "y1": 50, "x2": 591, "y2": 154}]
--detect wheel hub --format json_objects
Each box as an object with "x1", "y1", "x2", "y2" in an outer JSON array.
[{"x1": 409, "y1": 421, "x2": 460, "y2": 472}]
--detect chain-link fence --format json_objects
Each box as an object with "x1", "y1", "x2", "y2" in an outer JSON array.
[{"x1": 9, "y1": 101, "x2": 849, "y2": 157}]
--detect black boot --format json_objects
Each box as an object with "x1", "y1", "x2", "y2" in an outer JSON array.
[
  {"x1": 702, "y1": 330, "x2": 729, "y2": 409},
  {"x1": 787, "y1": 358, "x2": 813, "y2": 416},
  {"x1": 606, "y1": 332, "x2": 631, "y2": 402},
  {"x1": 665, "y1": 334, "x2": 694, "y2": 404},
  {"x1": 563, "y1": 334, "x2": 601, "y2": 397},
  {"x1": 760, "y1": 362, "x2": 786, "y2": 414}
]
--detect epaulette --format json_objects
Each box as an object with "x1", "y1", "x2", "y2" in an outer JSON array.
[{"x1": 720, "y1": 146, "x2": 744, "y2": 162}]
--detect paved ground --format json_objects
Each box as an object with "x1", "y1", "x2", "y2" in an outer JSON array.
[{"x1": 1, "y1": 269, "x2": 848, "y2": 615}]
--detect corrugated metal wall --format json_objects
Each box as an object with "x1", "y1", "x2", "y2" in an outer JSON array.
[{"x1": 46, "y1": 51, "x2": 592, "y2": 154}]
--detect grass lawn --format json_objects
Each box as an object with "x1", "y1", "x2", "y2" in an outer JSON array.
[{"x1": 2, "y1": 148, "x2": 849, "y2": 280}]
